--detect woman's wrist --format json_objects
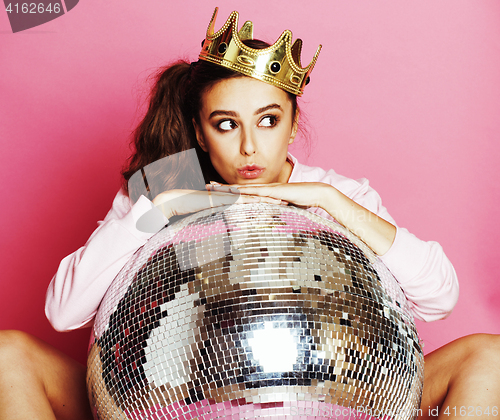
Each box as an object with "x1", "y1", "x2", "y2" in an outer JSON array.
[
  {"x1": 308, "y1": 183, "x2": 335, "y2": 210},
  {"x1": 320, "y1": 185, "x2": 396, "y2": 256},
  {"x1": 319, "y1": 184, "x2": 348, "y2": 222}
]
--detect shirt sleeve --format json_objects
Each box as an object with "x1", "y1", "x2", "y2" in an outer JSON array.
[
  {"x1": 292, "y1": 161, "x2": 459, "y2": 322},
  {"x1": 379, "y1": 228, "x2": 459, "y2": 322},
  {"x1": 45, "y1": 189, "x2": 168, "y2": 332}
]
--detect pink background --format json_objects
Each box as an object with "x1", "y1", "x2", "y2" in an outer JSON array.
[{"x1": 1, "y1": 0, "x2": 499, "y2": 365}]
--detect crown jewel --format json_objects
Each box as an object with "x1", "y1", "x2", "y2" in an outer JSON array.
[{"x1": 199, "y1": 8, "x2": 322, "y2": 96}]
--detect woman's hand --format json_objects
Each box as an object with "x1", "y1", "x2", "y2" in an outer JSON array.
[{"x1": 210, "y1": 181, "x2": 396, "y2": 256}]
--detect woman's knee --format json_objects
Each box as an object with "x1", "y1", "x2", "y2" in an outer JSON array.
[
  {"x1": 459, "y1": 333, "x2": 500, "y2": 368},
  {"x1": 0, "y1": 330, "x2": 43, "y2": 372},
  {"x1": 424, "y1": 334, "x2": 500, "y2": 390}
]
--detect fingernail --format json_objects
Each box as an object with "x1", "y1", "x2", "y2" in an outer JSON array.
[
  {"x1": 230, "y1": 187, "x2": 239, "y2": 194},
  {"x1": 210, "y1": 181, "x2": 221, "y2": 186}
]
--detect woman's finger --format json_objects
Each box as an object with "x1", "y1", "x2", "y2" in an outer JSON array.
[
  {"x1": 207, "y1": 184, "x2": 295, "y2": 208},
  {"x1": 237, "y1": 195, "x2": 287, "y2": 206},
  {"x1": 220, "y1": 185, "x2": 271, "y2": 196}
]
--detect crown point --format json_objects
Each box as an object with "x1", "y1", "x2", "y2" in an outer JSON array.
[
  {"x1": 291, "y1": 39, "x2": 303, "y2": 67},
  {"x1": 238, "y1": 21, "x2": 253, "y2": 41},
  {"x1": 207, "y1": 7, "x2": 219, "y2": 36},
  {"x1": 283, "y1": 30, "x2": 293, "y2": 42}
]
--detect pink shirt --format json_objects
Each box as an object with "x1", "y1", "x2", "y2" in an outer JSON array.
[{"x1": 45, "y1": 154, "x2": 459, "y2": 331}]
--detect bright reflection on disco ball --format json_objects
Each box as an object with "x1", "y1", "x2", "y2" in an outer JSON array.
[
  {"x1": 248, "y1": 322, "x2": 298, "y2": 373},
  {"x1": 87, "y1": 203, "x2": 424, "y2": 420}
]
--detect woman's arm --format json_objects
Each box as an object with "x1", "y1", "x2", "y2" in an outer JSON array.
[{"x1": 298, "y1": 182, "x2": 459, "y2": 322}]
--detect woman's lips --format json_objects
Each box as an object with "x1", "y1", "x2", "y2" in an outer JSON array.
[{"x1": 237, "y1": 165, "x2": 265, "y2": 179}]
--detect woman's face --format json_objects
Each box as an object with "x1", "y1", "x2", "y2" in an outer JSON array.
[{"x1": 194, "y1": 77, "x2": 298, "y2": 185}]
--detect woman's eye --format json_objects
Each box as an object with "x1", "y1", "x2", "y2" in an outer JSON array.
[
  {"x1": 218, "y1": 120, "x2": 237, "y2": 131},
  {"x1": 259, "y1": 115, "x2": 278, "y2": 127}
]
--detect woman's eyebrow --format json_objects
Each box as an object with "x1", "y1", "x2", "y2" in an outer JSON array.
[
  {"x1": 209, "y1": 110, "x2": 238, "y2": 119},
  {"x1": 255, "y1": 104, "x2": 282, "y2": 115},
  {"x1": 208, "y1": 104, "x2": 282, "y2": 119}
]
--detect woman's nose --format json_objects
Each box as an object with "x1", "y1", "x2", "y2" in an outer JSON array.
[{"x1": 240, "y1": 128, "x2": 256, "y2": 156}]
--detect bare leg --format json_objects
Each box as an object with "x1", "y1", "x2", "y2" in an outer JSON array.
[
  {"x1": 419, "y1": 334, "x2": 500, "y2": 420},
  {"x1": 0, "y1": 330, "x2": 93, "y2": 420}
]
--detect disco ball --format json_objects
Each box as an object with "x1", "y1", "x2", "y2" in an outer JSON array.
[{"x1": 87, "y1": 203, "x2": 424, "y2": 420}]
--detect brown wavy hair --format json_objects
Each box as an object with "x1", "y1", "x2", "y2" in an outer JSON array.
[{"x1": 122, "y1": 40, "x2": 298, "y2": 203}]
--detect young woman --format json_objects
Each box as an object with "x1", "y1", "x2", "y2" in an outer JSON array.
[{"x1": 0, "y1": 9, "x2": 498, "y2": 420}]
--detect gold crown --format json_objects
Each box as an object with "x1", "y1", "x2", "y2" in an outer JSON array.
[{"x1": 199, "y1": 8, "x2": 322, "y2": 96}]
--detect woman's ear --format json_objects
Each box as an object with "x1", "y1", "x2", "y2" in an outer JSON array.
[
  {"x1": 289, "y1": 109, "x2": 300, "y2": 145},
  {"x1": 192, "y1": 118, "x2": 207, "y2": 152}
]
